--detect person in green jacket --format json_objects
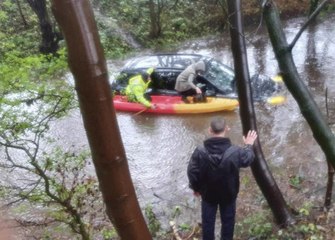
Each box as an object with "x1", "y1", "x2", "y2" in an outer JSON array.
[{"x1": 126, "y1": 67, "x2": 155, "y2": 108}]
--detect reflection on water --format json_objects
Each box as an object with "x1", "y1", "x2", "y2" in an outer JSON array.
[{"x1": 51, "y1": 13, "x2": 335, "y2": 228}]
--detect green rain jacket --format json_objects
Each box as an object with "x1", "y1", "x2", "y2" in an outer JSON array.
[{"x1": 125, "y1": 74, "x2": 151, "y2": 108}]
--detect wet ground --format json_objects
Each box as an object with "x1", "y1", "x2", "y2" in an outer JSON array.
[{"x1": 51, "y1": 12, "x2": 335, "y2": 236}]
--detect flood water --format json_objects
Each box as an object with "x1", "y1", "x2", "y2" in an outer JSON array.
[{"x1": 53, "y1": 13, "x2": 335, "y2": 231}]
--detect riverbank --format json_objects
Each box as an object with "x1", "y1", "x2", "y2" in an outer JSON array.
[{"x1": 228, "y1": 0, "x2": 334, "y2": 27}]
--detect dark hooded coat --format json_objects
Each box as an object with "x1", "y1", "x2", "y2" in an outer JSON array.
[{"x1": 187, "y1": 137, "x2": 255, "y2": 204}]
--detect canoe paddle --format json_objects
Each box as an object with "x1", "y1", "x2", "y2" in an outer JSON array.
[
  {"x1": 132, "y1": 103, "x2": 158, "y2": 116},
  {"x1": 132, "y1": 108, "x2": 147, "y2": 116}
]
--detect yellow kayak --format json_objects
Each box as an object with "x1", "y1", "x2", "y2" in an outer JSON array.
[{"x1": 113, "y1": 95, "x2": 239, "y2": 114}]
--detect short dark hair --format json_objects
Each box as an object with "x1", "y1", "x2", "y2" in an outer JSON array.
[{"x1": 210, "y1": 117, "x2": 226, "y2": 134}]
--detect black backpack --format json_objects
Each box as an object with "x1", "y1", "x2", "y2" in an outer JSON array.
[
  {"x1": 200, "y1": 145, "x2": 239, "y2": 203},
  {"x1": 208, "y1": 145, "x2": 238, "y2": 170}
]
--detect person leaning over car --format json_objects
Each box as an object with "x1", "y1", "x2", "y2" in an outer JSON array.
[
  {"x1": 187, "y1": 117, "x2": 257, "y2": 240},
  {"x1": 125, "y1": 67, "x2": 155, "y2": 108},
  {"x1": 174, "y1": 60, "x2": 205, "y2": 102}
]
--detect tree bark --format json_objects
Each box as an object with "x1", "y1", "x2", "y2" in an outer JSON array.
[
  {"x1": 262, "y1": 1, "x2": 335, "y2": 169},
  {"x1": 15, "y1": 0, "x2": 28, "y2": 28},
  {"x1": 309, "y1": 0, "x2": 319, "y2": 16},
  {"x1": 324, "y1": 160, "x2": 334, "y2": 209},
  {"x1": 26, "y1": 0, "x2": 60, "y2": 54},
  {"x1": 323, "y1": 89, "x2": 334, "y2": 209},
  {"x1": 51, "y1": 0, "x2": 152, "y2": 239},
  {"x1": 148, "y1": 0, "x2": 161, "y2": 38},
  {"x1": 227, "y1": 0, "x2": 295, "y2": 227}
]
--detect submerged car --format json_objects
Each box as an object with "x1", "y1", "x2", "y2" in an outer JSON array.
[{"x1": 111, "y1": 53, "x2": 284, "y2": 102}]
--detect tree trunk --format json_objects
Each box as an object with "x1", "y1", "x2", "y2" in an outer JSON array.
[
  {"x1": 26, "y1": 0, "x2": 60, "y2": 54},
  {"x1": 148, "y1": 0, "x2": 161, "y2": 38},
  {"x1": 323, "y1": 89, "x2": 334, "y2": 209},
  {"x1": 262, "y1": 1, "x2": 335, "y2": 169},
  {"x1": 227, "y1": 0, "x2": 295, "y2": 227},
  {"x1": 15, "y1": 0, "x2": 28, "y2": 28},
  {"x1": 51, "y1": 0, "x2": 152, "y2": 239},
  {"x1": 324, "y1": 160, "x2": 334, "y2": 209},
  {"x1": 309, "y1": 0, "x2": 319, "y2": 16}
]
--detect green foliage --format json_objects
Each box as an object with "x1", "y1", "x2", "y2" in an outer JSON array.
[
  {"x1": 102, "y1": 228, "x2": 118, "y2": 239},
  {"x1": 0, "y1": 50, "x2": 70, "y2": 143},
  {"x1": 241, "y1": 175, "x2": 251, "y2": 185},
  {"x1": 178, "y1": 223, "x2": 191, "y2": 231},
  {"x1": 237, "y1": 210, "x2": 273, "y2": 239},
  {"x1": 1, "y1": 49, "x2": 68, "y2": 85},
  {"x1": 3, "y1": 0, "x2": 334, "y2": 60},
  {"x1": 289, "y1": 175, "x2": 303, "y2": 189},
  {"x1": 0, "y1": 46, "x2": 116, "y2": 238},
  {"x1": 236, "y1": 203, "x2": 325, "y2": 240},
  {"x1": 299, "y1": 202, "x2": 313, "y2": 216},
  {"x1": 273, "y1": 222, "x2": 324, "y2": 240},
  {"x1": 98, "y1": 27, "x2": 133, "y2": 59},
  {"x1": 91, "y1": 0, "x2": 224, "y2": 51},
  {"x1": 144, "y1": 204, "x2": 161, "y2": 237},
  {"x1": 0, "y1": 0, "x2": 40, "y2": 57},
  {"x1": 172, "y1": 205, "x2": 182, "y2": 219}
]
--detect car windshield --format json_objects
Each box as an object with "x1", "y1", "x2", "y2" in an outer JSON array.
[
  {"x1": 124, "y1": 54, "x2": 202, "y2": 69},
  {"x1": 204, "y1": 59, "x2": 235, "y2": 93},
  {"x1": 120, "y1": 55, "x2": 236, "y2": 94},
  {"x1": 124, "y1": 56, "x2": 159, "y2": 68}
]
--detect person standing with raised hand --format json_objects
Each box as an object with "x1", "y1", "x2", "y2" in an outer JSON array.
[{"x1": 187, "y1": 117, "x2": 257, "y2": 240}]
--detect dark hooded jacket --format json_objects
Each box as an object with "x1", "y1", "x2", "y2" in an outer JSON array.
[{"x1": 187, "y1": 137, "x2": 255, "y2": 204}]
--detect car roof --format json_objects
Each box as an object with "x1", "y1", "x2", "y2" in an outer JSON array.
[{"x1": 122, "y1": 53, "x2": 212, "y2": 70}]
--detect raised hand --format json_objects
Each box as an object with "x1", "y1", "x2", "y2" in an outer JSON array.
[{"x1": 243, "y1": 130, "x2": 258, "y2": 145}]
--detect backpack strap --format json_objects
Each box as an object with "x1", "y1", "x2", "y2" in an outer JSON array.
[
  {"x1": 197, "y1": 145, "x2": 238, "y2": 169},
  {"x1": 222, "y1": 145, "x2": 239, "y2": 160},
  {"x1": 197, "y1": 145, "x2": 238, "y2": 159}
]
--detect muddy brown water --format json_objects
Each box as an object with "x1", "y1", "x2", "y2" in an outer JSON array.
[{"x1": 52, "y1": 14, "x2": 335, "y2": 232}]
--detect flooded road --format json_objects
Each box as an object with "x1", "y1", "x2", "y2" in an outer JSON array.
[{"x1": 53, "y1": 13, "x2": 335, "y2": 229}]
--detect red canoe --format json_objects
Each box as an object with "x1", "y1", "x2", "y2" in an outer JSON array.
[{"x1": 112, "y1": 95, "x2": 239, "y2": 114}]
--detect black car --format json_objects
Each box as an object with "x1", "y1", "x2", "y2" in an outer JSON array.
[{"x1": 111, "y1": 53, "x2": 283, "y2": 101}]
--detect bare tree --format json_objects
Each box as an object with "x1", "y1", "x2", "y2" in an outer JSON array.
[
  {"x1": 51, "y1": 0, "x2": 152, "y2": 239},
  {"x1": 226, "y1": 0, "x2": 295, "y2": 227},
  {"x1": 261, "y1": 0, "x2": 335, "y2": 209},
  {"x1": 0, "y1": 79, "x2": 105, "y2": 239},
  {"x1": 261, "y1": 0, "x2": 335, "y2": 167}
]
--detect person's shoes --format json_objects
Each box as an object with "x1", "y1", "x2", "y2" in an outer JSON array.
[
  {"x1": 182, "y1": 96, "x2": 190, "y2": 103},
  {"x1": 193, "y1": 93, "x2": 207, "y2": 103}
]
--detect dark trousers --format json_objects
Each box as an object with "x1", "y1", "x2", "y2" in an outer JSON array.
[
  {"x1": 201, "y1": 199, "x2": 236, "y2": 240},
  {"x1": 180, "y1": 88, "x2": 197, "y2": 97},
  {"x1": 179, "y1": 89, "x2": 197, "y2": 103},
  {"x1": 179, "y1": 84, "x2": 207, "y2": 98}
]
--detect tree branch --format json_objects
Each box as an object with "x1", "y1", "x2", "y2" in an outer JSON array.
[{"x1": 288, "y1": 0, "x2": 329, "y2": 51}]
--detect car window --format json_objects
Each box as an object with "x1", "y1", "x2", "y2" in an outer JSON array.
[
  {"x1": 125, "y1": 56, "x2": 160, "y2": 68},
  {"x1": 204, "y1": 60, "x2": 235, "y2": 93},
  {"x1": 125, "y1": 55, "x2": 203, "y2": 69},
  {"x1": 170, "y1": 55, "x2": 201, "y2": 68}
]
